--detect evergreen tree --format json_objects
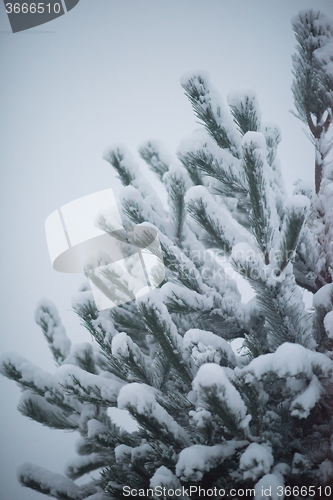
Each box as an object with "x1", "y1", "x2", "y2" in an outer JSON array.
[{"x1": 1, "y1": 9, "x2": 333, "y2": 500}]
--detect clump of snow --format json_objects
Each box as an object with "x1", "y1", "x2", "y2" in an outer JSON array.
[
  {"x1": 284, "y1": 194, "x2": 310, "y2": 213},
  {"x1": 87, "y1": 419, "x2": 108, "y2": 440},
  {"x1": 193, "y1": 363, "x2": 249, "y2": 428},
  {"x1": 117, "y1": 383, "x2": 191, "y2": 445},
  {"x1": 115, "y1": 444, "x2": 132, "y2": 463},
  {"x1": 107, "y1": 407, "x2": 139, "y2": 433},
  {"x1": 176, "y1": 442, "x2": 245, "y2": 481},
  {"x1": 242, "y1": 131, "x2": 267, "y2": 154},
  {"x1": 189, "y1": 407, "x2": 212, "y2": 429},
  {"x1": 112, "y1": 332, "x2": 130, "y2": 358},
  {"x1": 324, "y1": 310, "x2": 333, "y2": 339},
  {"x1": 183, "y1": 328, "x2": 236, "y2": 368},
  {"x1": 313, "y1": 283, "x2": 333, "y2": 310},
  {"x1": 150, "y1": 466, "x2": 181, "y2": 489},
  {"x1": 291, "y1": 453, "x2": 311, "y2": 474},
  {"x1": 238, "y1": 342, "x2": 333, "y2": 380},
  {"x1": 290, "y1": 375, "x2": 322, "y2": 418},
  {"x1": 240, "y1": 442, "x2": 274, "y2": 481}
]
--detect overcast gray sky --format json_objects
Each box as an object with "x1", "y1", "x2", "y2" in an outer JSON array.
[{"x1": 1, "y1": 1, "x2": 333, "y2": 499}]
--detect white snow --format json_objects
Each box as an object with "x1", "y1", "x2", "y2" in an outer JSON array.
[
  {"x1": 115, "y1": 444, "x2": 132, "y2": 463},
  {"x1": 193, "y1": 363, "x2": 249, "y2": 428},
  {"x1": 284, "y1": 194, "x2": 310, "y2": 212},
  {"x1": 114, "y1": 442, "x2": 152, "y2": 464},
  {"x1": 107, "y1": 407, "x2": 139, "y2": 432},
  {"x1": 324, "y1": 310, "x2": 333, "y2": 339},
  {"x1": 117, "y1": 382, "x2": 191, "y2": 445},
  {"x1": 176, "y1": 442, "x2": 245, "y2": 481},
  {"x1": 183, "y1": 328, "x2": 236, "y2": 367},
  {"x1": 313, "y1": 283, "x2": 333, "y2": 310},
  {"x1": 112, "y1": 332, "x2": 130, "y2": 358},
  {"x1": 290, "y1": 375, "x2": 322, "y2": 418},
  {"x1": 240, "y1": 442, "x2": 274, "y2": 481},
  {"x1": 238, "y1": 342, "x2": 333, "y2": 380},
  {"x1": 150, "y1": 466, "x2": 180, "y2": 489},
  {"x1": 87, "y1": 419, "x2": 108, "y2": 440},
  {"x1": 242, "y1": 131, "x2": 267, "y2": 153}
]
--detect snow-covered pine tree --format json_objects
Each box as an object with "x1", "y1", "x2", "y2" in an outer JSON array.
[{"x1": 1, "y1": 8, "x2": 333, "y2": 500}]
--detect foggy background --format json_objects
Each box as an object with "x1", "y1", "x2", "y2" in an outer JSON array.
[{"x1": 1, "y1": 1, "x2": 332, "y2": 498}]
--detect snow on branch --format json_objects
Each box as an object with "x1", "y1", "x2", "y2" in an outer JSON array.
[
  {"x1": 176, "y1": 441, "x2": 246, "y2": 482},
  {"x1": 103, "y1": 144, "x2": 165, "y2": 217},
  {"x1": 239, "y1": 342, "x2": 333, "y2": 380},
  {"x1": 118, "y1": 382, "x2": 191, "y2": 447},
  {"x1": 18, "y1": 391, "x2": 79, "y2": 430},
  {"x1": 227, "y1": 90, "x2": 261, "y2": 135},
  {"x1": 57, "y1": 364, "x2": 124, "y2": 406},
  {"x1": 193, "y1": 363, "x2": 250, "y2": 436},
  {"x1": 35, "y1": 300, "x2": 71, "y2": 364},
  {"x1": 180, "y1": 71, "x2": 241, "y2": 157},
  {"x1": 18, "y1": 463, "x2": 82, "y2": 500},
  {"x1": 139, "y1": 140, "x2": 171, "y2": 180}
]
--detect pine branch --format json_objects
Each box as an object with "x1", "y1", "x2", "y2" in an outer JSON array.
[
  {"x1": 181, "y1": 72, "x2": 240, "y2": 157},
  {"x1": 241, "y1": 134, "x2": 274, "y2": 262},
  {"x1": 275, "y1": 196, "x2": 310, "y2": 274},
  {"x1": 227, "y1": 91, "x2": 261, "y2": 135},
  {"x1": 18, "y1": 463, "x2": 83, "y2": 500},
  {"x1": 35, "y1": 300, "x2": 71, "y2": 365},
  {"x1": 112, "y1": 332, "x2": 154, "y2": 386},
  {"x1": 18, "y1": 392, "x2": 79, "y2": 430},
  {"x1": 139, "y1": 140, "x2": 170, "y2": 180},
  {"x1": 137, "y1": 296, "x2": 193, "y2": 386},
  {"x1": 165, "y1": 170, "x2": 187, "y2": 246},
  {"x1": 181, "y1": 149, "x2": 247, "y2": 198}
]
